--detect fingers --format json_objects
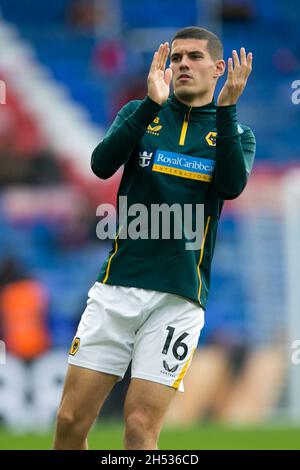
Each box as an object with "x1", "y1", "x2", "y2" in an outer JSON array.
[
  {"x1": 150, "y1": 51, "x2": 158, "y2": 73},
  {"x1": 232, "y1": 49, "x2": 240, "y2": 69},
  {"x1": 158, "y1": 42, "x2": 170, "y2": 70},
  {"x1": 149, "y1": 50, "x2": 159, "y2": 74},
  {"x1": 247, "y1": 51, "x2": 253, "y2": 75},
  {"x1": 231, "y1": 47, "x2": 253, "y2": 77},
  {"x1": 150, "y1": 42, "x2": 169, "y2": 73},
  {"x1": 227, "y1": 57, "x2": 233, "y2": 81},
  {"x1": 240, "y1": 47, "x2": 247, "y2": 67},
  {"x1": 164, "y1": 67, "x2": 173, "y2": 87},
  {"x1": 240, "y1": 47, "x2": 252, "y2": 77}
]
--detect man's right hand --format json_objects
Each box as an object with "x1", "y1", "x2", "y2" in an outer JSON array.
[{"x1": 147, "y1": 42, "x2": 172, "y2": 106}]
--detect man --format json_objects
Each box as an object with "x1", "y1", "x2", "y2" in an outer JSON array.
[{"x1": 53, "y1": 27, "x2": 255, "y2": 450}]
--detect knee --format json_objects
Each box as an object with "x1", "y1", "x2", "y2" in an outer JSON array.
[
  {"x1": 56, "y1": 408, "x2": 75, "y2": 428},
  {"x1": 124, "y1": 411, "x2": 158, "y2": 450},
  {"x1": 56, "y1": 407, "x2": 90, "y2": 438}
]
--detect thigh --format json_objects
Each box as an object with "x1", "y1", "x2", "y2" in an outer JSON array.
[
  {"x1": 68, "y1": 282, "x2": 139, "y2": 378},
  {"x1": 132, "y1": 293, "x2": 205, "y2": 392},
  {"x1": 124, "y1": 377, "x2": 177, "y2": 430},
  {"x1": 165, "y1": 347, "x2": 231, "y2": 424},
  {"x1": 58, "y1": 364, "x2": 118, "y2": 423}
]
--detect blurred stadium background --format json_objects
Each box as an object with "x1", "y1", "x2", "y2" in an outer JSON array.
[{"x1": 0, "y1": 0, "x2": 300, "y2": 450}]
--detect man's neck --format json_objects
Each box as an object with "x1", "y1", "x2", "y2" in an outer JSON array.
[{"x1": 174, "y1": 90, "x2": 214, "y2": 108}]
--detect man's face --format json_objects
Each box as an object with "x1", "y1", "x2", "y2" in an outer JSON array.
[{"x1": 170, "y1": 38, "x2": 224, "y2": 102}]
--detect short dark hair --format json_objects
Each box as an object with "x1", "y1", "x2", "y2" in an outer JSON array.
[{"x1": 171, "y1": 26, "x2": 223, "y2": 61}]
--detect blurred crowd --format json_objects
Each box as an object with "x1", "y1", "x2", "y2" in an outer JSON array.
[{"x1": 0, "y1": 0, "x2": 298, "y2": 426}]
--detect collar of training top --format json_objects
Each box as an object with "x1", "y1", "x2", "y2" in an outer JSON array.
[{"x1": 166, "y1": 93, "x2": 216, "y2": 120}]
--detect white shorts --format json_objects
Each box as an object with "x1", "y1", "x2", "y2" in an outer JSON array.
[{"x1": 68, "y1": 282, "x2": 205, "y2": 392}]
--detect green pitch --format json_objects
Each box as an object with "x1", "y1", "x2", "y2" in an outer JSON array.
[{"x1": 1, "y1": 422, "x2": 300, "y2": 450}]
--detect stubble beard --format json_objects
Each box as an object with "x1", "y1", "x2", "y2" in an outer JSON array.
[{"x1": 175, "y1": 86, "x2": 202, "y2": 104}]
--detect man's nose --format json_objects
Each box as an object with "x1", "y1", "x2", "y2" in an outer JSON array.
[{"x1": 179, "y1": 57, "x2": 190, "y2": 69}]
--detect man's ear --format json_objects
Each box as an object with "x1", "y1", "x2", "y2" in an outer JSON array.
[{"x1": 214, "y1": 59, "x2": 226, "y2": 78}]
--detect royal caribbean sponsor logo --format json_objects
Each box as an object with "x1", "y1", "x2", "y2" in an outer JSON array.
[
  {"x1": 139, "y1": 150, "x2": 153, "y2": 167},
  {"x1": 152, "y1": 150, "x2": 215, "y2": 182}
]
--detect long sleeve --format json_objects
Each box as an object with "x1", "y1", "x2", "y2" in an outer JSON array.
[
  {"x1": 213, "y1": 105, "x2": 256, "y2": 200},
  {"x1": 91, "y1": 96, "x2": 161, "y2": 179}
]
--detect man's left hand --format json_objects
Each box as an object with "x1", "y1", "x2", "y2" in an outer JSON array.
[{"x1": 217, "y1": 47, "x2": 252, "y2": 106}]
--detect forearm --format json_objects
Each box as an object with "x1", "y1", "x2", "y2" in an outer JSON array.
[
  {"x1": 214, "y1": 105, "x2": 247, "y2": 199},
  {"x1": 91, "y1": 97, "x2": 161, "y2": 179}
]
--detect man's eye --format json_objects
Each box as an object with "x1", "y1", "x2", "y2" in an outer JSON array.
[{"x1": 172, "y1": 56, "x2": 180, "y2": 62}]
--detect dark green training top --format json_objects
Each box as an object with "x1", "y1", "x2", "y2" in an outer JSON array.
[{"x1": 91, "y1": 93, "x2": 256, "y2": 309}]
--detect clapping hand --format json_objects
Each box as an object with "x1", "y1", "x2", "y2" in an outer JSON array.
[
  {"x1": 147, "y1": 42, "x2": 173, "y2": 105},
  {"x1": 217, "y1": 47, "x2": 252, "y2": 106}
]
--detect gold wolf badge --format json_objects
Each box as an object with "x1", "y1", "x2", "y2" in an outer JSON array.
[
  {"x1": 205, "y1": 131, "x2": 217, "y2": 146},
  {"x1": 69, "y1": 337, "x2": 80, "y2": 356}
]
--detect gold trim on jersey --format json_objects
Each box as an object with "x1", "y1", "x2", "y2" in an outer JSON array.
[
  {"x1": 179, "y1": 107, "x2": 192, "y2": 146},
  {"x1": 102, "y1": 231, "x2": 120, "y2": 284},
  {"x1": 172, "y1": 347, "x2": 196, "y2": 389},
  {"x1": 197, "y1": 216, "x2": 211, "y2": 303}
]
